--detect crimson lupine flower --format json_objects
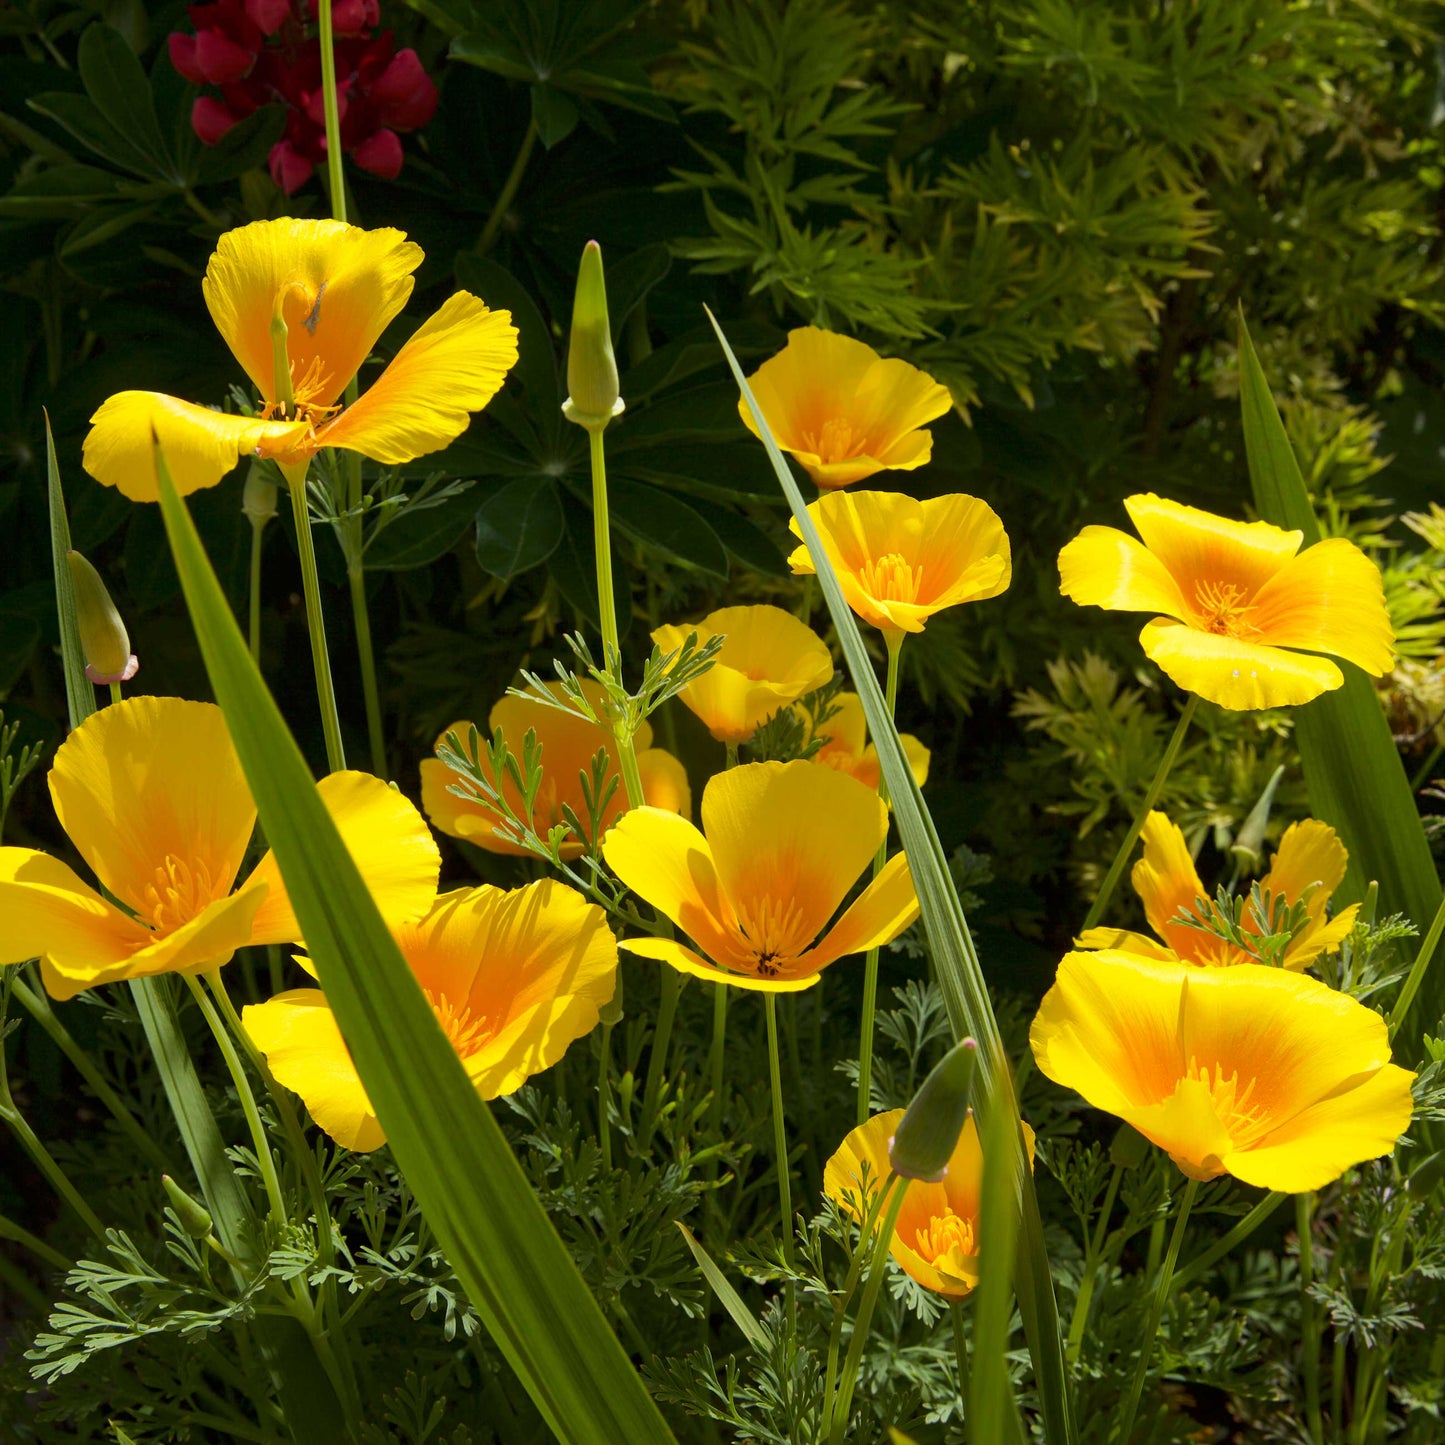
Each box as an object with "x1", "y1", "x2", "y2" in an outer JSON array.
[{"x1": 168, "y1": 0, "x2": 436, "y2": 194}]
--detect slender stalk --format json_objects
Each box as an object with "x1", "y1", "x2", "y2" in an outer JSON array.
[
  {"x1": 1390, "y1": 887, "x2": 1445, "y2": 1037},
  {"x1": 108, "y1": 681, "x2": 122, "y2": 705},
  {"x1": 1172, "y1": 1189, "x2": 1286, "y2": 1291},
  {"x1": 948, "y1": 1298, "x2": 971, "y2": 1413},
  {"x1": 0, "y1": 1093, "x2": 106, "y2": 1242},
  {"x1": 638, "y1": 968, "x2": 680, "y2": 1144},
  {"x1": 1408, "y1": 740, "x2": 1441, "y2": 793},
  {"x1": 765, "y1": 994, "x2": 795, "y2": 1272},
  {"x1": 856, "y1": 633, "x2": 903, "y2": 1124},
  {"x1": 0, "y1": 1246, "x2": 51, "y2": 1314},
  {"x1": 829, "y1": 1174, "x2": 908, "y2": 1444},
  {"x1": 348, "y1": 563, "x2": 387, "y2": 776},
  {"x1": 478, "y1": 119, "x2": 538, "y2": 255},
  {"x1": 1298, "y1": 1192, "x2": 1324, "y2": 1445},
  {"x1": 282, "y1": 462, "x2": 346, "y2": 773},
  {"x1": 597, "y1": 1020, "x2": 614, "y2": 1171},
  {"x1": 316, "y1": 0, "x2": 347, "y2": 225},
  {"x1": 1066, "y1": 1160, "x2": 1123, "y2": 1365},
  {"x1": 0, "y1": 1209, "x2": 72, "y2": 1271},
  {"x1": 11, "y1": 975, "x2": 170, "y2": 1172},
  {"x1": 822, "y1": 1177, "x2": 894, "y2": 1418},
  {"x1": 1082, "y1": 694, "x2": 1198, "y2": 932},
  {"x1": 589, "y1": 427, "x2": 620, "y2": 665},
  {"x1": 1113, "y1": 1176, "x2": 1199, "y2": 1445},
  {"x1": 707, "y1": 984, "x2": 727, "y2": 1144},
  {"x1": 248, "y1": 518, "x2": 266, "y2": 664}
]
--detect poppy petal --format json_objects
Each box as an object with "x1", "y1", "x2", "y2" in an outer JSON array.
[
  {"x1": 620, "y1": 936, "x2": 818, "y2": 992},
  {"x1": 1123, "y1": 494, "x2": 1302, "y2": 596},
  {"x1": 0, "y1": 848, "x2": 149, "y2": 972},
  {"x1": 1057, "y1": 525, "x2": 1189, "y2": 619},
  {"x1": 796, "y1": 850, "x2": 919, "y2": 973},
  {"x1": 1132, "y1": 812, "x2": 1210, "y2": 962},
  {"x1": 1139, "y1": 618, "x2": 1343, "y2": 709}
]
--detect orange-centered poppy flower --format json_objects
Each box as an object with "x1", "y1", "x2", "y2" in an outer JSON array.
[
  {"x1": 824, "y1": 1108, "x2": 1036, "y2": 1297},
  {"x1": 602, "y1": 759, "x2": 918, "y2": 992},
  {"x1": 788, "y1": 490, "x2": 1011, "y2": 638},
  {"x1": 1030, "y1": 951, "x2": 1414, "y2": 1191},
  {"x1": 0, "y1": 697, "x2": 439, "y2": 1000},
  {"x1": 802, "y1": 692, "x2": 930, "y2": 793},
  {"x1": 82, "y1": 218, "x2": 519, "y2": 501},
  {"x1": 419, "y1": 681, "x2": 690, "y2": 858},
  {"x1": 1078, "y1": 812, "x2": 1359, "y2": 970},
  {"x1": 243, "y1": 880, "x2": 617, "y2": 1151},
  {"x1": 740, "y1": 327, "x2": 953, "y2": 490},
  {"x1": 652, "y1": 605, "x2": 834, "y2": 744},
  {"x1": 1057, "y1": 494, "x2": 1394, "y2": 710}
]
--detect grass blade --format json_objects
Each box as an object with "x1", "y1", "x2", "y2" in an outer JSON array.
[
  {"x1": 1238, "y1": 314, "x2": 1443, "y2": 1035},
  {"x1": 155, "y1": 455, "x2": 676, "y2": 1445},
  {"x1": 676, "y1": 1223, "x2": 768, "y2": 1350},
  {"x1": 706, "y1": 310, "x2": 1077, "y2": 1445}
]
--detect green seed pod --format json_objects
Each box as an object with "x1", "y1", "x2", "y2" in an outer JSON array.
[
  {"x1": 562, "y1": 240, "x2": 624, "y2": 431},
  {"x1": 162, "y1": 1174, "x2": 214, "y2": 1239},
  {"x1": 242, "y1": 464, "x2": 278, "y2": 526},
  {"x1": 888, "y1": 1038, "x2": 978, "y2": 1182},
  {"x1": 66, "y1": 549, "x2": 137, "y2": 685},
  {"x1": 1110, "y1": 1121, "x2": 1150, "y2": 1170}
]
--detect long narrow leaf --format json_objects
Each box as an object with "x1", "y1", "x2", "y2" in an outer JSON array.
[
  {"x1": 707, "y1": 311, "x2": 1077, "y2": 1445},
  {"x1": 155, "y1": 459, "x2": 676, "y2": 1445},
  {"x1": 1238, "y1": 315, "x2": 1443, "y2": 1033}
]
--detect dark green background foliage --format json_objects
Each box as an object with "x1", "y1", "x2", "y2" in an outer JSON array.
[{"x1": 3, "y1": 1, "x2": 1445, "y2": 1441}]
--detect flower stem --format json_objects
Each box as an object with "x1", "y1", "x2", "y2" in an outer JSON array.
[
  {"x1": 1390, "y1": 886, "x2": 1445, "y2": 1038},
  {"x1": 0, "y1": 1209, "x2": 71, "y2": 1272},
  {"x1": 479, "y1": 118, "x2": 537, "y2": 255},
  {"x1": 1171, "y1": 1189, "x2": 1285, "y2": 1292},
  {"x1": 317, "y1": 0, "x2": 348, "y2": 225},
  {"x1": 764, "y1": 993, "x2": 795, "y2": 1273},
  {"x1": 1066, "y1": 1159, "x2": 1122, "y2": 1366},
  {"x1": 1113, "y1": 1175, "x2": 1198, "y2": 1445},
  {"x1": 638, "y1": 967, "x2": 680, "y2": 1145},
  {"x1": 1297, "y1": 1192, "x2": 1325, "y2": 1445},
  {"x1": 856, "y1": 632, "x2": 903, "y2": 1124},
  {"x1": 282, "y1": 462, "x2": 346, "y2": 773},
  {"x1": 1082, "y1": 693, "x2": 1198, "y2": 932},
  {"x1": 829, "y1": 1173, "x2": 908, "y2": 1444},
  {"x1": 588, "y1": 426, "x2": 620, "y2": 665},
  {"x1": 597, "y1": 1019, "x2": 615, "y2": 1171},
  {"x1": 248, "y1": 516, "x2": 266, "y2": 665},
  {"x1": 0, "y1": 1094, "x2": 106, "y2": 1243},
  {"x1": 347, "y1": 562, "x2": 387, "y2": 776},
  {"x1": 108, "y1": 682, "x2": 122, "y2": 705},
  {"x1": 948, "y1": 1297, "x2": 971, "y2": 1413}
]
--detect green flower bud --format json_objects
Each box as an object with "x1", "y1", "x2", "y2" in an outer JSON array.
[
  {"x1": 161, "y1": 1174, "x2": 214, "y2": 1239},
  {"x1": 243, "y1": 464, "x2": 278, "y2": 526},
  {"x1": 888, "y1": 1038, "x2": 977, "y2": 1182},
  {"x1": 562, "y1": 240, "x2": 624, "y2": 431},
  {"x1": 1230, "y1": 764, "x2": 1285, "y2": 873},
  {"x1": 1110, "y1": 1121, "x2": 1150, "y2": 1170},
  {"x1": 65, "y1": 550, "x2": 137, "y2": 686}
]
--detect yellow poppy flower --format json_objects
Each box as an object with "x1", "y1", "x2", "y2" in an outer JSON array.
[
  {"x1": 1078, "y1": 811, "x2": 1359, "y2": 970},
  {"x1": 787, "y1": 490, "x2": 1011, "y2": 638},
  {"x1": 242, "y1": 880, "x2": 617, "y2": 1152},
  {"x1": 1030, "y1": 950, "x2": 1415, "y2": 1191},
  {"x1": 824, "y1": 1108, "x2": 1036, "y2": 1298},
  {"x1": 419, "y1": 681, "x2": 690, "y2": 858},
  {"x1": 0, "y1": 697, "x2": 439, "y2": 1000},
  {"x1": 82, "y1": 219, "x2": 518, "y2": 501},
  {"x1": 1058, "y1": 493, "x2": 1394, "y2": 710},
  {"x1": 801, "y1": 691, "x2": 930, "y2": 793},
  {"x1": 740, "y1": 327, "x2": 953, "y2": 490},
  {"x1": 652, "y1": 605, "x2": 833, "y2": 744},
  {"x1": 601, "y1": 759, "x2": 918, "y2": 992}
]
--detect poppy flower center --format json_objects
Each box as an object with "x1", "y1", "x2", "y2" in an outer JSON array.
[
  {"x1": 1187, "y1": 1058, "x2": 1268, "y2": 1145},
  {"x1": 861, "y1": 552, "x2": 923, "y2": 605},
  {"x1": 1193, "y1": 579, "x2": 1258, "y2": 638},
  {"x1": 426, "y1": 990, "x2": 494, "y2": 1059},
  {"x1": 803, "y1": 417, "x2": 869, "y2": 461},
  {"x1": 734, "y1": 892, "x2": 814, "y2": 974},
  {"x1": 143, "y1": 853, "x2": 224, "y2": 934},
  {"x1": 916, "y1": 1209, "x2": 976, "y2": 1268}
]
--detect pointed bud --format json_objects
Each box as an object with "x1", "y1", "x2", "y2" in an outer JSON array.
[
  {"x1": 888, "y1": 1038, "x2": 977, "y2": 1182},
  {"x1": 242, "y1": 465, "x2": 278, "y2": 526},
  {"x1": 1110, "y1": 1121, "x2": 1150, "y2": 1170},
  {"x1": 162, "y1": 1175, "x2": 214, "y2": 1238},
  {"x1": 562, "y1": 240, "x2": 624, "y2": 431},
  {"x1": 66, "y1": 550, "x2": 138, "y2": 686},
  {"x1": 1230, "y1": 764, "x2": 1285, "y2": 873}
]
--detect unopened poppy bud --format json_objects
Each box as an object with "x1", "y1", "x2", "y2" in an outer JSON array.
[
  {"x1": 162, "y1": 1174, "x2": 214, "y2": 1238},
  {"x1": 562, "y1": 240, "x2": 624, "y2": 431},
  {"x1": 1109, "y1": 1121, "x2": 1150, "y2": 1170},
  {"x1": 888, "y1": 1038, "x2": 977, "y2": 1182},
  {"x1": 243, "y1": 465, "x2": 278, "y2": 526},
  {"x1": 1230, "y1": 764, "x2": 1285, "y2": 873},
  {"x1": 66, "y1": 550, "x2": 138, "y2": 685}
]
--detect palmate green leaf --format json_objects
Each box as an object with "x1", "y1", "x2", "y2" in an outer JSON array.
[
  {"x1": 154, "y1": 458, "x2": 675, "y2": 1445},
  {"x1": 1238, "y1": 314, "x2": 1444, "y2": 1035},
  {"x1": 706, "y1": 311, "x2": 1077, "y2": 1445}
]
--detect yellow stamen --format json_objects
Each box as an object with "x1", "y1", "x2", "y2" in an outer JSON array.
[
  {"x1": 860, "y1": 552, "x2": 923, "y2": 605},
  {"x1": 915, "y1": 1209, "x2": 976, "y2": 1266},
  {"x1": 1188, "y1": 1057, "x2": 1267, "y2": 1145},
  {"x1": 803, "y1": 417, "x2": 869, "y2": 462},
  {"x1": 426, "y1": 990, "x2": 494, "y2": 1059},
  {"x1": 733, "y1": 891, "x2": 814, "y2": 974},
  {"x1": 142, "y1": 854, "x2": 223, "y2": 934},
  {"x1": 1193, "y1": 579, "x2": 1257, "y2": 638}
]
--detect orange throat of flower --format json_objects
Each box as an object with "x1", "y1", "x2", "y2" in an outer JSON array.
[
  {"x1": 860, "y1": 551, "x2": 924, "y2": 606},
  {"x1": 1192, "y1": 579, "x2": 1259, "y2": 639},
  {"x1": 426, "y1": 989, "x2": 495, "y2": 1062},
  {"x1": 801, "y1": 416, "x2": 870, "y2": 463},
  {"x1": 1174, "y1": 1057, "x2": 1269, "y2": 1177},
  {"x1": 914, "y1": 1209, "x2": 977, "y2": 1278},
  {"x1": 141, "y1": 853, "x2": 229, "y2": 935},
  {"x1": 260, "y1": 355, "x2": 342, "y2": 431},
  {"x1": 733, "y1": 890, "x2": 815, "y2": 977}
]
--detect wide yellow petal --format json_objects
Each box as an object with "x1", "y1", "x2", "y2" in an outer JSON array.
[
  {"x1": 602, "y1": 808, "x2": 748, "y2": 969},
  {"x1": 1123, "y1": 494, "x2": 1302, "y2": 597},
  {"x1": 242, "y1": 990, "x2": 385, "y2": 1152},
  {"x1": 1132, "y1": 812, "x2": 1209, "y2": 963},
  {"x1": 1057, "y1": 525, "x2": 1189, "y2": 619},
  {"x1": 1248, "y1": 538, "x2": 1395, "y2": 677},
  {"x1": 1223, "y1": 1063, "x2": 1415, "y2": 1192},
  {"x1": 620, "y1": 936, "x2": 818, "y2": 991},
  {"x1": 314, "y1": 292, "x2": 518, "y2": 465},
  {"x1": 0, "y1": 848, "x2": 149, "y2": 971},
  {"x1": 703, "y1": 760, "x2": 887, "y2": 951},
  {"x1": 1139, "y1": 618, "x2": 1343, "y2": 709},
  {"x1": 243, "y1": 771, "x2": 440, "y2": 945},
  {"x1": 823, "y1": 1108, "x2": 901, "y2": 1216},
  {"x1": 918, "y1": 493, "x2": 1012, "y2": 607},
  {"x1": 797, "y1": 851, "x2": 919, "y2": 973},
  {"x1": 638, "y1": 748, "x2": 692, "y2": 818},
  {"x1": 49, "y1": 697, "x2": 255, "y2": 923},
  {"x1": 83, "y1": 392, "x2": 305, "y2": 501},
  {"x1": 1285, "y1": 904, "x2": 1359, "y2": 971},
  {"x1": 1117, "y1": 1074, "x2": 1236, "y2": 1180},
  {"x1": 203, "y1": 218, "x2": 421, "y2": 407}
]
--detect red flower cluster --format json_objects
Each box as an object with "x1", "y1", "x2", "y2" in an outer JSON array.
[{"x1": 168, "y1": 0, "x2": 437, "y2": 194}]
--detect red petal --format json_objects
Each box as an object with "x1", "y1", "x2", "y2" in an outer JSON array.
[
  {"x1": 192, "y1": 96, "x2": 240, "y2": 144},
  {"x1": 370, "y1": 49, "x2": 437, "y2": 131},
  {"x1": 245, "y1": 0, "x2": 291, "y2": 33},
  {"x1": 352, "y1": 126, "x2": 402, "y2": 180},
  {"x1": 268, "y1": 139, "x2": 313, "y2": 193},
  {"x1": 195, "y1": 28, "x2": 257, "y2": 84},
  {"x1": 167, "y1": 33, "x2": 206, "y2": 85}
]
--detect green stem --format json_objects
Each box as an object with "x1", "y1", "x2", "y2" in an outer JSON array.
[
  {"x1": 1298, "y1": 1192, "x2": 1324, "y2": 1445},
  {"x1": 598, "y1": 1021, "x2": 614, "y2": 1171},
  {"x1": 1172, "y1": 1189, "x2": 1286, "y2": 1292},
  {"x1": 1390, "y1": 886, "x2": 1445, "y2": 1038},
  {"x1": 0, "y1": 1208, "x2": 72, "y2": 1271},
  {"x1": 765, "y1": 993, "x2": 795, "y2": 1272},
  {"x1": 829, "y1": 1174, "x2": 908, "y2": 1444},
  {"x1": 1082, "y1": 694, "x2": 1198, "y2": 932},
  {"x1": 638, "y1": 967, "x2": 680, "y2": 1145},
  {"x1": 11, "y1": 975, "x2": 170, "y2": 1172},
  {"x1": 949, "y1": 1298, "x2": 971, "y2": 1414},
  {"x1": 588, "y1": 426, "x2": 620, "y2": 665},
  {"x1": 724, "y1": 742, "x2": 739, "y2": 769},
  {"x1": 108, "y1": 681, "x2": 122, "y2": 705},
  {"x1": 1408, "y1": 740, "x2": 1441, "y2": 793},
  {"x1": 248, "y1": 518, "x2": 266, "y2": 665},
  {"x1": 1066, "y1": 1160, "x2": 1123, "y2": 1365},
  {"x1": 707, "y1": 983, "x2": 727, "y2": 1143},
  {"x1": 856, "y1": 633, "x2": 903, "y2": 1124},
  {"x1": 478, "y1": 118, "x2": 537, "y2": 255},
  {"x1": 1114, "y1": 1176, "x2": 1198, "y2": 1445},
  {"x1": 0, "y1": 1245, "x2": 51, "y2": 1314},
  {"x1": 0, "y1": 1094, "x2": 106, "y2": 1242},
  {"x1": 822, "y1": 1179, "x2": 894, "y2": 1420},
  {"x1": 317, "y1": 0, "x2": 348, "y2": 225},
  {"x1": 282, "y1": 462, "x2": 346, "y2": 773},
  {"x1": 348, "y1": 563, "x2": 386, "y2": 776}
]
